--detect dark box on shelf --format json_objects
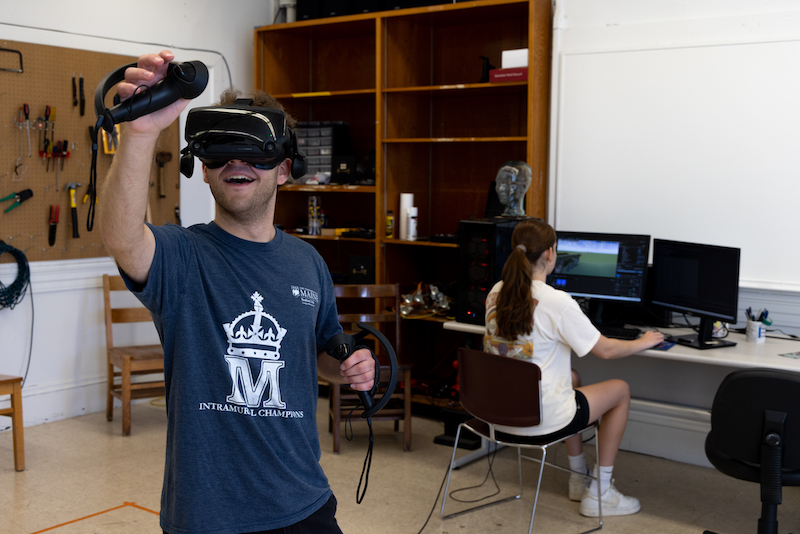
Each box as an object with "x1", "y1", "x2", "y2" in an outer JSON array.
[
  {"x1": 351, "y1": 0, "x2": 385, "y2": 13},
  {"x1": 332, "y1": 156, "x2": 357, "y2": 185},
  {"x1": 297, "y1": 0, "x2": 322, "y2": 20},
  {"x1": 386, "y1": 0, "x2": 443, "y2": 9},
  {"x1": 322, "y1": 0, "x2": 350, "y2": 17}
]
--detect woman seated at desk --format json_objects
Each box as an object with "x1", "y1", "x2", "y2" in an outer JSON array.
[{"x1": 483, "y1": 218, "x2": 664, "y2": 517}]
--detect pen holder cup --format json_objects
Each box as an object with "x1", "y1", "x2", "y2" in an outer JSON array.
[{"x1": 746, "y1": 320, "x2": 767, "y2": 344}]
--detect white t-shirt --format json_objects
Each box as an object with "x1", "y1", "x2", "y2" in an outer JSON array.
[{"x1": 483, "y1": 280, "x2": 600, "y2": 435}]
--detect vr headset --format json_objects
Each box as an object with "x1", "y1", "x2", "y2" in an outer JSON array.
[{"x1": 180, "y1": 98, "x2": 307, "y2": 179}]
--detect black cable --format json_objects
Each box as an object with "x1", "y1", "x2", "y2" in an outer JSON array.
[
  {"x1": 21, "y1": 285, "x2": 34, "y2": 389},
  {"x1": 416, "y1": 441, "x2": 501, "y2": 533},
  {"x1": 344, "y1": 406, "x2": 374, "y2": 504},
  {"x1": 0, "y1": 242, "x2": 30, "y2": 309},
  {"x1": 0, "y1": 22, "x2": 233, "y2": 90},
  {"x1": 447, "y1": 443, "x2": 501, "y2": 504},
  {"x1": 416, "y1": 460, "x2": 451, "y2": 534},
  {"x1": 87, "y1": 118, "x2": 103, "y2": 231},
  {"x1": 0, "y1": 242, "x2": 34, "y2": 388},
  {"x1": 356, "y1": 418, "x2": 373, "y2": 504},
  {"x1": 768, "y1": 329, "x2": 800, "y2": 340}
]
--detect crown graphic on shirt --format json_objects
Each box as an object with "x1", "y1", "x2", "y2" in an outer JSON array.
[{"x1": 223, "y1": 292, "x2": 287, "y2": 360}]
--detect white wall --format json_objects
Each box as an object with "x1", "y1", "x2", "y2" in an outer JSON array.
[
  {"x1": 551, "y1": 0, "x2": 800, "y2": 466},
  {"x1": 550, "y1": 0, "x2": 800, "y2": 292},
  {"x1": 0, "y1": 0, "x2": 278, "y2": 430}
]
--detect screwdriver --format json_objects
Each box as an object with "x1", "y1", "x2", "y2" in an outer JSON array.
[
  {"x1": 49, "y1": 106, "x2": 56, "y2": 146},
  {"x1": 55, "y1": 141, "x2": 62, "y2": 191},
  {"x1": 61, "y1": 139, "x2": 68, "y2": 171},
  {"x1": 37, "y1": 116, "x2": 44, "y2": 155},
  {"x1": 23, "y1": 103, "x2": 31, "y2": 157},
  {"x1": 43, "y1": 106, "x2": 51, "y2": 158},
  {"x1": 46, "y1": 139, "x2": 53, "y2": 172}
]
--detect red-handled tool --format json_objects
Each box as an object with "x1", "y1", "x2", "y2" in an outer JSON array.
[{"x1": 49, "y1": 205, "x2": 59, "y2": 246}]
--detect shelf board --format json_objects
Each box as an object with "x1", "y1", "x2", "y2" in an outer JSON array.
[
  {"x1": 255, "y1": 13, "x2": 377, "y2": 34},
  {"x1": 382, "y1": 136, "x2": 527, "y2": 143},
  {"x1": 281, "y1": 184, "x2": 376, "y2": 193},
  {"x1": 383, "y1": 238, "x2": 458, "y2": 248},
  {"x1": 273, "y1": 88, "x2": 377, "y2": 100},
  {"x1": 288, "y1": 233, "x2": 375, "y2": 244},
  {"x1": 383, "y1": 81, "x2": 527, "y2": 94}
]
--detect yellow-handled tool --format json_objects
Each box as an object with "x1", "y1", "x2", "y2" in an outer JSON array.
[{"x1": 66, "y1": 182, "x2": 81, "y2": 238}]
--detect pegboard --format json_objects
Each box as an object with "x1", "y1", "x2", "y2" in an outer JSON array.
[{"x1": 0, "y1": 39, "x2": 181, "y2": 264}]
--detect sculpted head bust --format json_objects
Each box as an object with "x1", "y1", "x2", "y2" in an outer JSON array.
[{"x1": 495, "y1": 161, "x2": 532, "y2": 216}]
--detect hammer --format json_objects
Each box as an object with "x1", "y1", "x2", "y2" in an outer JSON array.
[
  {"x1": 67, "y1": 182, "x2": 82, "y2": 238},
  {"x1": 156, "y1": 152, "x2": 172, "y2": 198}
]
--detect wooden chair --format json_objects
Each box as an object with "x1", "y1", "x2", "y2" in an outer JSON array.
[
  {"x1": 0, "y1": 375, "x2": 24, "y2": 471},
  {"x1": 103, "y1": 274, "x2": 165, "y2": 436},
  {"x1": 441, "y1": 348, "x2": 602, "y2": 534},
  {"x1": 328, "y1": 283, "x2": 412, "y2": 453}
]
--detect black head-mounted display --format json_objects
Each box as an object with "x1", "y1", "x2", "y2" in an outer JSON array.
[{"x1": 180, "y1": 98, "x2": 306, "y2": 178}]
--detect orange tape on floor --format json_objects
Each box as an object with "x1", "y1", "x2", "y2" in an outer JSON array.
[{"x1": 30, "y1": 502, "x2": 159, "y2": 533}]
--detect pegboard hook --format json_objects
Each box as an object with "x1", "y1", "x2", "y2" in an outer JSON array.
[{"x1": 0, "y1": 49, "x2": 23, "y2": 73}]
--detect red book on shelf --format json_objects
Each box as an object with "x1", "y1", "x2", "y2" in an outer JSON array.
[{"x1": 488, "y1": 67, "x2": 528, "y2": 83}]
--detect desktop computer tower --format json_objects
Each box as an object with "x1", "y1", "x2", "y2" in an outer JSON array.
[{"x1": 456, "y1": 217, "x2": 528, "y2": 325}]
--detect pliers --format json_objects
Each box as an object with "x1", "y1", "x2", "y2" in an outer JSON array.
[{"x1": 1, "y1": 189, "x2": 33, "y2": 213}]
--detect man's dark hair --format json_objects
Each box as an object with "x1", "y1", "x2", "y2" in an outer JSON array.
[{"x1": 217, "y1": 88, "x2": 297, "y2": 130}]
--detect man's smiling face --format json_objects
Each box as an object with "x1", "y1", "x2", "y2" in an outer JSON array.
[{"x1": 202, "y1": 158, "x2": 290, "y2": 225}]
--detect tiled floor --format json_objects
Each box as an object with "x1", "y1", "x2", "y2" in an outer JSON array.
[{"x1": 1, "y1": 397, "x2": 799, "y2": 533}]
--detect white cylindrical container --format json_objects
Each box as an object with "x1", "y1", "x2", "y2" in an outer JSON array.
[
  {"x1": 407, "y1": 206, "x2": 418, "y2": 241},
  {"x1": 280, "y1": 0, "x2": 297, "y2": 22},
  {"x1": 746, "y1": 320, "x2": 767, "y2": 344},
  {"x1": 399, "y1": 193, "x2": 414, "y2": 240}
]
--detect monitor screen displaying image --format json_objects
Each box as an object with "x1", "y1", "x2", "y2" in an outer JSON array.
[{"x1": 546, "y1": 231, "x2": 650, "y2": 303}]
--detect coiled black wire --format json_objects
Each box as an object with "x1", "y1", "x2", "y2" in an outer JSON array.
[{"x1": 0, "y1": 241, "x2": 30, "y2": 309}]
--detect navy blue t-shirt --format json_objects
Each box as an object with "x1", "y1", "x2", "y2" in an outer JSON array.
[{"x1": 122, "y1": 222, "x2": 342, "y2": 534}]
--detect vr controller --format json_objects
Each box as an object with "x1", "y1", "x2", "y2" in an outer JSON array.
[
  {"x1": 95, "y1": 61, "x2": 209, "y2": 132},
  {"x1": 325, "y1": 323, "x2": 398, "y2": 419}
]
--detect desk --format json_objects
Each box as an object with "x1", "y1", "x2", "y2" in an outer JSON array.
[
  {"x1": 442, "y1": 320, "x2": 800, "y2": 466},
  {"x1": 444, "y1": 320, "x2": 800, "y2": 373}
]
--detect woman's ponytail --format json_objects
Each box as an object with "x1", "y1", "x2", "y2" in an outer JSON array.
[{"x1": 494, "y1": 219, "x2": 556, "y2": 340}]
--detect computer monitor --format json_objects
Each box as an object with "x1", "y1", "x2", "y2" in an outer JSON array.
[
  {"x1": 650, "y1": 239, "x2": 740, "y2": 350},
  {"x1": 546, "y1": 231, "x2": 650, "y2": 304}
]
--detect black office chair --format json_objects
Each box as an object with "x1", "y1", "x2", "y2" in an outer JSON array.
[{"x1": 703, "y1": 368, "x2": 800, "y2": 534}]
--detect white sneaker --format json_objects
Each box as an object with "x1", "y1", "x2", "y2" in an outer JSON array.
[
  {"x1": 569, "y1": 471, "x2": 590, "y2": 501},
  {"x1": 579, "y1": 481, "x2": 641, "y2": 517}
]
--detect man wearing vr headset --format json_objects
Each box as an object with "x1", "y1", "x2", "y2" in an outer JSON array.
[{"x1": 99, "y1": 50, "x2": 374, "y2": 534}]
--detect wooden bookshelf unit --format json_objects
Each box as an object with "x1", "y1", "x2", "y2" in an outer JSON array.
[{"x1": 255, "y1": 0, "x2": 551, "y2": 373}]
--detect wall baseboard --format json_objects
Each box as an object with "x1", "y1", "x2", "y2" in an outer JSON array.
[{"x1": 622, "y1": 399, "x2": 712, "y2": 468}]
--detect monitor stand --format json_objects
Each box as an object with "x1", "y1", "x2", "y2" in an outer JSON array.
[{"x1": 672, "y1": 316, "x2": 736, "y2": 350}]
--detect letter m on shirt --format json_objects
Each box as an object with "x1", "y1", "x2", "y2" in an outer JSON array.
[{"x1": 224, "y1": 356, "x2": 286, "y2": 409}]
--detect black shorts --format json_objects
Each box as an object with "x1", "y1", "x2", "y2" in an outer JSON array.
[
  {"x1": 494, "y1": 390, "x2": 591, "y2": 445},
  {"x1": 163, "y1": 494, "x2": 341, "y2": 534}
]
